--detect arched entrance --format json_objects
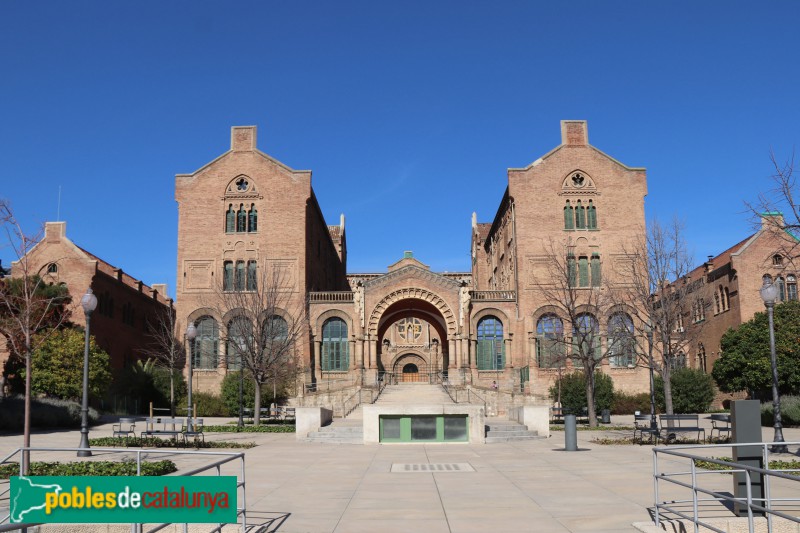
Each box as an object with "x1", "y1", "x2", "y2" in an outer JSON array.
[{"x1": 393, "y1": 353, "x2": 428, "y2": 382}]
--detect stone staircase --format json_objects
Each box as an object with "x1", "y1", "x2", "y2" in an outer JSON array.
[
  {"x1": 484, "y1": 417, "x2": 544, "y2": 443},
  {"x1": 304, "y1": 418, "x2": 363, "y2": 444},
  {"x1": 373, "y1": 383, "x2": 455, "y2": 405}
]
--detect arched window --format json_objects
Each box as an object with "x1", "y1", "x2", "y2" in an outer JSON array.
[
  {"x1": 564, "y1": 201, "x2": 574, "y2": 230},
  {"x1": 47, "y1": 263, "x2": 58, "y2": 273},
  {"x1": 263, "y1": 315, "x2": 290, "y2": 361},
  {"x1": 591, "y1": 253, "x2": 601, "y2": 287},
  {"x1": 698, "y1": 298, "x2": 705, "y2": 321},
  {"x1": 575, "y1": 201, "x2": 586, "y2": 229},
  {"x1": 698, "y1": 343, "x2": 706, "y2": 373},
  {"x1": 235, "y1": 261, "x2": 245, "y2": 291},
  {"x1": 223, "y1": 261, "x2": 234, "y2": 291},
  {"x1": 608, "y1": 313, "x2": 635, "y2": 367},
  {"x1": 671, "y1": 352, "x2": 687, "y2": 370},
  {"x1": 572, "y1": 314, "x2": 599, "y2": 368},
  {"x1": 226, "y1": 316, "x2": 251, "y2": 371},
  {"x1": 773, "y1": 254, "x2": 784, "y2": 266},
  {"x1": 247, "y1": 261, "x2": 257, "y2": 291},
  {"x1": 536, "y1": 314, "x2": 564, "y2": 368},
  {"x1": 777, "y1": 277, "x2": 786, "y2": 301},
  {"x1": 477, "y1": 316, "x2": 504, "y2": 370},
  {"x1": 567, "y1": 254, "x2": 577, "y2": 287},
  {"x1": 587, "y1": 200, "x2": 597, "y2": 229},
  {"x1": 248, "y1": 204, "x2": 258, "y2": 232},
  {"x1": 714, "y1": 292, "x2": 720, "y2": 315},
  {"x1": 236, "y1": 204, "x2": 247, "y2": 232},
  {"x1": 225, "y1": 205, "x2": 236, "y2": 233},
  {"x1": 788, "y1": 275, "x2": 798, "y2": 301},
  {"x1": 321, "y1": 318, "x2": 349, "y2": 371},
  {"x1": 723, "y1": 287, "x2": 730, "y2": 310},
  {"x1": 578, "y1": 256, "x2": 589, "y2": 287},
  {"x1": 192, "y1": 316, "x2": 219, "y2": 369}
]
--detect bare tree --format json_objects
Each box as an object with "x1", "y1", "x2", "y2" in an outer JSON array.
[
  {"x1": 742, "y1": 150, "x2": 800, "y2": 274},
  {"x1": 0, "y1": 201, "x2": 71, "y2": 470},
  {"x1": 615, "y1": 217, "x2": 702, "y2": 415},
  {"x1": 143, "y1": 307, "x2": 183, "y2": 416},
  {"x1": 203, "y1": 263, "x2": 306, "y2": 424},
  {"x1": 533, "y1": 237, "x2": 613, "y2": 427}
]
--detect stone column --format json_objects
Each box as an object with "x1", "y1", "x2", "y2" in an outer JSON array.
[
  {"x1": 455, "y1": 335, "x2": 462, "y2": 369},
  {"x1": 470, "y1": 338, "x2": 477, "y2": 369},
  {"x1": 370, "y1": 338, "x2": 378, "y2": 369},
  {"x1": 504, "y1": 335, "x2": 513, "y2": 369},
  {"x1": 313, "y1": 339, "x2": 322, "y2": 382},
  {"x1": 356, "y1": 337, "x2": 364, "y2": 369},
  {"x1": 448, "y1": 339, "x2": 457, "y2": 370},
  {"x1": 349, "y1": 336, "x2": 357, "y2": 371}
]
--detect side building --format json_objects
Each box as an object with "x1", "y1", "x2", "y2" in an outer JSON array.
[
  {"x1": 3, "y1": 221, "x2": 173, "y2": 373},
  {"x1": 679, "y1": 213, "x2": 799, "y2": 376}
]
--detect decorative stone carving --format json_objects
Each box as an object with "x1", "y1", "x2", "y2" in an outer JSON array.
[
  {"x1": 367, "y1": 288, "x2": 457, "y2": 336},
  {"x1": 354, "y1": 282, "x2": 365, "y2": 328}
]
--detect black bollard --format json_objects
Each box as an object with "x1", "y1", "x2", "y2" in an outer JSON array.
[{"x1": 731, "y1": 400, "x2": 764, "y2": 517}]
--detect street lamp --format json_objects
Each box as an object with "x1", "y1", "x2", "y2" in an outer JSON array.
[
  {"x1": 185, "y1": 322, "x2": 197, "y2": 433},
  {"x1": 760, "y1": 278, "x2": 788, "y2": 453},
  {"x1": 77, "y1": 288, "x2": 97, "y2": 457}
]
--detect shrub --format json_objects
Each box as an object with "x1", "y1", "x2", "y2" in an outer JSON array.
[
  {"x1": 89, "y1": 436, "x2": 257, "y2": 448},
  {"x1": 204, "y1": 424, "x2": 295, "y2": 433},
  {"x1": 179, "y1": 392, "x2": 230, "y2": 417},
  {"x1": 612, "y1": 392, "x2": 653, "y2": 415},
  {"x1": 549, "y1": 371, "x2": 614, "y2": 413},
  {"x1": 0, "y1": 396, "x2": 99, "y2": 430},
  {"x1": 655, "y1": 368, "x2": 716, "y2": 414},
  {"x1": 220, "y1": 371, "x2": 271, "y2": 415},
  {"x1": 761, "y1": 395, "x2": 800, "y2": 427},
  {"x1": 0, "y1": 460, "x2": 176, "y2": 479},
  {"x1": 24, "y1": 327, "x2": 112, "y2": 401}
]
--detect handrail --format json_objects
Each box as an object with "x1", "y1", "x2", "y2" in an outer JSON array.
[
  {"x1": 467, "y1": 387, "x2": 488, "y2": 414},
  {"x1": 653, "y1": 441, "x2": 800, "y2": 532},
  {"x1": 343, "y1": 388, "x2": 362, "y2": 418},
  {"x1": 0, "y1": 446, "x2": 247, "y2": 533}
]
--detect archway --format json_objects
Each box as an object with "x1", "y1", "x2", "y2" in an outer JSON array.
[{"x1": 375, "y1": 297, "x2": 450, "y2": 378}]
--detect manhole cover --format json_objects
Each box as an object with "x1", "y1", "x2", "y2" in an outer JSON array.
[{"x1": 391, "y1": 463, "x2": 474, "y2": 473}]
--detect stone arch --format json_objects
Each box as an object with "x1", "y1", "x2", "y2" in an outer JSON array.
[
  {"x1": 367, "y1": 288, "x2": 457, "y2": 336},
  {"x1": 314, "y1": 309, "x2": 354, "y2": 337},
  {"x1": 470, "y1": 307, "x2": 511, "y2": 334},
  {"x1": 390, "y1": 350, "x2": 430, "y2": 371}
]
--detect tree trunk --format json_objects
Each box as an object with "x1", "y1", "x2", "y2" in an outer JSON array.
[
  {"x1": 585, "y1": 371, "x2": 598, "y2": 428},
  {"x1": 169, "y1": 371, "x2": 175, "y2": 417},
  {"x1": 662, "y1": 363, "x2": 674, "y2": 415},
  {"x1": 253, "y1": 378, "x2": 262, "y2": 425}
]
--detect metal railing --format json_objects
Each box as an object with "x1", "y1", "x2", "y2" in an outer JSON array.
[
  {"x1": 308, "y1": 291, "x2": 354, "y2": 303},
  {"x1": 342, "y1": 388, "x2": 377, "y2": 418},
  {"x1": 305, "y1": 374, "x2": 357, "y2": 393},
  {"x1": 653, "y1": 441, "x2": 800, "y2": 533},
  {"x1": 439, "y1": 376, "x2": 488, "y2": 414},
  {"x1": 0, "y1": 446, "x2": 246, "y2": 533}
]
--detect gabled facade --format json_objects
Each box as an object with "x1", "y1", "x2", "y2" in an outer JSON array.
[{"x1": 4, "y1": 221, "x2": 173, "y2": 371}]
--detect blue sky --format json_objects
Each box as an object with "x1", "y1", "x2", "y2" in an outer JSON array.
[{"x1": 2, "y1": 1, "x2": 799, "y2": 298}]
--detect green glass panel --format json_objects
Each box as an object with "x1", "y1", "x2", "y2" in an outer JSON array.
[
  {"x1": 382, "y1": 418, "x2": 401, "y2": 440},
  {"x1": 579, "y1": 257, "x2": 588, "y2": 287},
  {"x1": 411, "y1": 417, "x2": 437, "y2": 440},
  {"x1": 443, "y1": 417, "x2": 467, "y2": 441}
]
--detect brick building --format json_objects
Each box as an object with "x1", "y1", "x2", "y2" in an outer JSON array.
[
  {"x1": 3, "y1": 222, "x2": 174, "y2": 372},
  {"x1": 177, "y1": 121, "x2": 654, "y2": 402},
  {"x1": 678, "y1": 213, "x2": 798, "y2": 375}
]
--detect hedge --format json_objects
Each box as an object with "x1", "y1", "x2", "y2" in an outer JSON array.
[{"x1": 0, "y1": 460, "x2": 177, "y2": 479}]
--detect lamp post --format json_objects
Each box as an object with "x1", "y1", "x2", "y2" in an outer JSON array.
[
  {"x1": 77, "y1": 288, "x2": 97, "y2": 457},
  {"x1": 185, "y1": 323, "x2": 197, "y2": 434},
  {"x1": 760, "y1": 278, "x2": 788, "y2": 453}
]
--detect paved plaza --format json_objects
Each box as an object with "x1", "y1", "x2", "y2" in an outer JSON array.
[{"x1": 2, "y1": 417, "x2": 800, "y2": 532}]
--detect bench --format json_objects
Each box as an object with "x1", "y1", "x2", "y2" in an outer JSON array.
[
  {"x1": 550, "y1": 406, "x2": 563, "y2": 424},
  {"x1": 633, "y1": 414, "x2": 660, "y2": 444},
  {"x1": 112, "y1": 417, "x2": 137, "y2": 443},
  {"x1": 141, "y1": 417, "x2": 186, "y2": 444},
  {"x1": 278, "y1": 407, "x2": 295, "y2": 421},
  {"x1": 243, "y1": 407, "x2": 272, "y2": 422},
  {"x1": 183, "y1": 418, "x2": 205, "y2": 445},
  {"x1": 708, "y1": 413, "x2": 731, "y2": 443},
  {"x1": 659, "y1": 414, "x2": 705, "y2": 444},
  {"x1": 551, "y1": 406, "x2": 589, "y2": 425}
]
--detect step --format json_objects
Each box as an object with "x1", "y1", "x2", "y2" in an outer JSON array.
[
  {"x1": 318, "y1": 426, "x2": 363, "y2": 434},
  {"x1": 484, "y1": 435, "x2": 546, "y2": 443}
]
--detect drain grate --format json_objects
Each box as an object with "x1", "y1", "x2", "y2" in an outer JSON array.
[{"x1": 391, "y1": 463, "x2": 475, "y2": 473}]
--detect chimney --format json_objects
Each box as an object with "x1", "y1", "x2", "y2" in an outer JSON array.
[
  {"x1": 152, "y1": 283, "x2": 168, "y2": 296},
  {"x1": 231, "y1": 126, "x2": 257, "y2": 152},
  {"x1": 761, "y1": 211, "x2": 785, "y2": 231},
  {"x1": 561, "y1": 120, "x2": 588, "y2": 146},
  {"x1": 45, "y1": 222, "x2": 66, "y2": 243},
  {"x1": 706, "y1": 255, "x2": 714, "y2": 273},
  {"x1": 472, "y1": 212, "x2": 477, "y2": 229}
]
